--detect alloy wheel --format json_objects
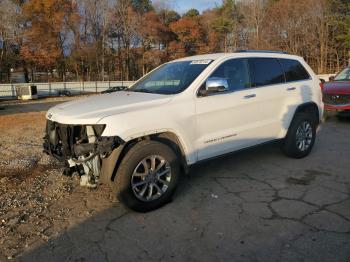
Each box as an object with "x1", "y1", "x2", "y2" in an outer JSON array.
[
  {"x1": 295, "y1": 121, "x2": 313, "y2": 152},
  {"x1": 131, "y1": 155, "x2": 172, "y2": 202}
]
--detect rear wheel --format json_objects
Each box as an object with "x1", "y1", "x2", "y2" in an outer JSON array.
[
  {"x1": 115, "y1": 140, "x2": 180, "y2": 212},
  {"x1": 282, "y1": 112, "x2": 317, "y2": 158}
]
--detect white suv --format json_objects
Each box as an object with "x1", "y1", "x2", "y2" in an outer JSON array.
[{"x1": 44, "y1": 51, "x2": 324, "y2": 212}]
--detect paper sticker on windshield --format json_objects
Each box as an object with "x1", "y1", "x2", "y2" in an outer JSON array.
[{"x1": 190, "y1": 60, "x2": 212, "y2": 65}]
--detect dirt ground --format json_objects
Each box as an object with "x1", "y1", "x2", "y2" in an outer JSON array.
[
  {"x1": 0, "y1": 98, "x2": 349, "y2": 262},
  {"x1": 0, "y1": 97, "x2": 116, "y2": 261}
]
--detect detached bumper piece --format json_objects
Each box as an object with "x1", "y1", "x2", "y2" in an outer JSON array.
[{"x1": 43, "y1": 120, "x2": 123, "y2": 188}]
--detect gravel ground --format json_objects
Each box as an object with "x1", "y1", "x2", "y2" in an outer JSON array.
[
  {"x1": 0, "y1": 98, "x2": 116, "y2": 260},
  {"x1": 0, "y1": 98, "x2": 349, "y2": 261}
]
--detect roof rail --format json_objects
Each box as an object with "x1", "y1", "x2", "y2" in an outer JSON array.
[{"x1": 235, "y1": 50, "x2": 288, "y2": 54}]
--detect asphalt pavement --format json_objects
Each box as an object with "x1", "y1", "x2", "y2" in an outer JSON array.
[{"x1": 16, "y1": 113, "x2": 350, "y2": 262}]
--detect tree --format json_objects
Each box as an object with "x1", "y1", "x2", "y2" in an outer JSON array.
[
  {"x1": 212, "y1": 0, "x2": 242, "y2": 52},
  {"x1": 241, "y1": 0, "x2": 268, "y2": 49},
  {"x1": 169, "y1": 16, "x2": 205, "y2": 58},
  {"x1": 0, "y1": 0, "x2": 24, "y2": 82},
  {"x1": 183, "y1": 8, "x2": 200, "y2": 18},
  {"x1": 78, "y1": 0, "x2": 111, "y2": 80},
  {"x1": 131, "y1": 0, "x2": 154, "y2": 14},
  {"x1": 111, "y1": 0, "x2": 140, "y2": 80},
  {"x1": 138, "y1": 11, "x2": 168, "y2": 74},
  {"x1": 264, "y1": 0, "x2": 331, "y2": 73},
  {"x1": 158, "y1": 9, "x2": 181, "y2": 26},
  {"x1": 1, "y1": 0, "x2": 349, "y2": 83},
  {"x1": 21, "y1": 0, "x2": 79, "y2": 80},
  {"x1": 329, "y1": 0, "x2": 350, "y2": 67}
]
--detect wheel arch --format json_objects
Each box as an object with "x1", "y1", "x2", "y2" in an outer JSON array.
[
  {"x1": 99, "y1": 131, "x2": 189, "y2": 185},
  {"x1": 293, "y1": 102, "x2": 320, "y2": 126}
]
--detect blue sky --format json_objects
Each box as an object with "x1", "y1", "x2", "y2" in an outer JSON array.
[{"x1": 172, "y1": 0, "x2": 221, "y2": 13}]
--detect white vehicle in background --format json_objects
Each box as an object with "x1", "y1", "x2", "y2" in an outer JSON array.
[{"x1": 44, "y1": 50, "x2": 324, "y2": 212}]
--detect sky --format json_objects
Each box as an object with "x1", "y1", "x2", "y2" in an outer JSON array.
[{"x1": 165, "y1": 0, "x2": 222, "y2": 14}]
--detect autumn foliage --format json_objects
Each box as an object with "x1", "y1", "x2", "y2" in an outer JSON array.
[
  {"x1": 21, "y1": 0, "x2": 79, "y2": 71},
  {"x1": 0, "y1": 0, "x2": 349, "y2": 83}
]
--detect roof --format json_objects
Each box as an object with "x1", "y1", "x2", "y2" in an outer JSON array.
[
  {"x1": 174, "y1": 53, "x2": 228, "y2": 62},
  {"x1": 174, "y1": 51, "x2": 302, "y2": 62}
]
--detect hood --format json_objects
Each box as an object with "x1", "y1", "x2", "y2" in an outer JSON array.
[
  {"x1": 47, "y1": 91, "x2": 173, "y2": 124},
  {"x1": 323, "y1": 81, "x2": 350, "y2": 95}
]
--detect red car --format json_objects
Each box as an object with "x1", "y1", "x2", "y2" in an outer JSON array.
[{"x1": 323, "y1": 66, "x2": 350, "y2": 113}]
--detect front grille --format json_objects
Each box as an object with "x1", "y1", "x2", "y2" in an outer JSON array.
[{"x1": 323, "y1": 94, "x2": 350, "y2": 105}]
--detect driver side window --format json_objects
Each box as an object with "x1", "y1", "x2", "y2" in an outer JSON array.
[{"x1": 210, "y1": 58, "x2": 251, "y2": 91}]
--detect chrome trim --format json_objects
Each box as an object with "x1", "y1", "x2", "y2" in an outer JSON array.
[{"x1": 206, "y1": 77, "x2": 229, "y2": 92}]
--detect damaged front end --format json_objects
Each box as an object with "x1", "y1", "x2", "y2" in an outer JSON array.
[{"x1": 43, "y1": 120, "x2": 123, "y2": 188}]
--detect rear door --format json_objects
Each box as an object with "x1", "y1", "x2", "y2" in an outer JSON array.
[
  {"x1": 277, "y1": 58, "x2": 313, "y2": 134},
  {"x1": 246, "y1": 57, "x2": 290, "y2": 138}
]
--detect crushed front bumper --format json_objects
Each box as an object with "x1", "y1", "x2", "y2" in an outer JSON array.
[
  {"x1": 43, "y1": 120, "x2": 122, "y2": 160},
  {"x1": 43, "y1": 120, "x2": 124, "y2": 187}
]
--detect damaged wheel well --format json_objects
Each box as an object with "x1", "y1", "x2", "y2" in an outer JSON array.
[{"x1": 102, "y1": 132, "x2": 188, "y2": 184}]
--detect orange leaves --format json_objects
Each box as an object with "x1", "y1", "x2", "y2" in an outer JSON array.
[
  {"x1": 170, "y1": 17, "x2": 203, "y2": 44},
  {"x1": 140, "y1": 12, "x2": 168, "y2": 42},
  {"x1": 169, "y1": 16, "x2": 206, "y2": 58},
  {"x1": 9, "y1": 0, "x2": 348, "y2": 82},
  {"x1": 21, "y1": 44, "x2": 60, "y2": 68},
  {"x1": 21, "y1": 0, "x2": 79, "y2": 68}
]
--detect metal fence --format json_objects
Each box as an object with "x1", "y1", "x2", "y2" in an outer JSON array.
[
  {"x1": 0, "y1": 74, "x2": 336, "y2": 100},
  {"x1": 0, "y1": 81, "x2": 135, "y2": 99}
]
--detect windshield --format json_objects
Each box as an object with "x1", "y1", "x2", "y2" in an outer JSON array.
[
  {"x1": 129, "y1": 60, "x2": 212, "y2": 95},
  {"x1": 334, "y1": 67, "x2": 350, "y2": 81}
]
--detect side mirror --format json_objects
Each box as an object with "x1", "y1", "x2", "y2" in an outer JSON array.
[
  {"x1": 204, "y1": 77, "x2": 229, "y2": 94},
  {"x1": 329, "y1": 76, "x2": 335, "y2": 82}
]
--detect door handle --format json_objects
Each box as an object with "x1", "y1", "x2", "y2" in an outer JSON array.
[
  {"x1": 287, "y1": 87, "x2": 296, "y2": 91},
  {"x1": 244, "y1": 94, "x2": 256, "y2": 99}
]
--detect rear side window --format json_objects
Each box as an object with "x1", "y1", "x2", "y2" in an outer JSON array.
[
  {"x1": 279, "y1": 59, "x2": 310, "y2": 82},
  {"x1": 249, "y1": 58, "x2": 285, "y2": 87}
]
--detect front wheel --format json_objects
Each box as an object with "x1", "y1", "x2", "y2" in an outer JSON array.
[
  {"x1": 282, "y1": 112, "x2": 317, "y2": 158},
  {"x1": 115, "y1": 140, "x2": 180, "y2": 212}
]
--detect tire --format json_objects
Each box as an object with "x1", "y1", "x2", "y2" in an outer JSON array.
[
  {"x1": 282, "y1": 112, "x2": 317, "y2": 158},
  {"x1": 115, "y1": 140, "x2": 180, "y2": 212}
]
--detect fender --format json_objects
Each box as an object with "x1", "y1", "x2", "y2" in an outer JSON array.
[
  {"x1": 99, "y1": 131, "x2": 191, "y2": 185},
  {"x1": 292, "y1": 102, "x2": 320, "y2": 125},
  {"x1": 278, "y1": 102, "x2": 320, "y2": 139}
]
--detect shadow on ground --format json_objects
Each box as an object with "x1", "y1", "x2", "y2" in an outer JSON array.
[{"x1": 18, "y1": 128, "x2": 350, "y2": 262}]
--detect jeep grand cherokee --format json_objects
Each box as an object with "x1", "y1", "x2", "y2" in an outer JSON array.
[{"x1": 44, "y1": 51, "x2": 324, "y2": 212}]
